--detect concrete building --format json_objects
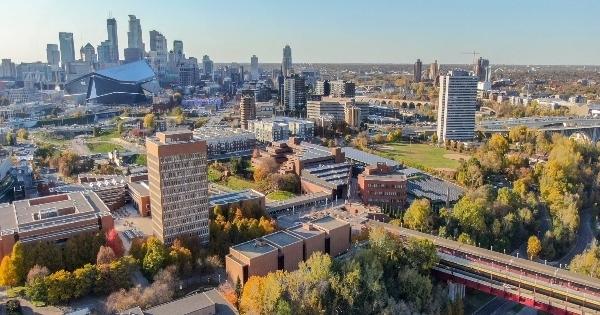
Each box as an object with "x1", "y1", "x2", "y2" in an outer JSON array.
[
  {"x1": 345, "y1": 104, "x2": 361, "y2": 128},
  {"x1": 46, "y1": 44, "x2": 60, "y2": 66},
  {"x1": 226, "y1": 215, "x2": 350, "y2": 284},
  {"x1": 250, "y1": 55, "x2": 259, "y2": 80},
  {"x1": 149, "y1": 30, "x2": 168, "y2": 82},
  {"x1": 249, "y1": 118, "x2": 314, "y2": 142},
  {"x1": 314, "y1": 80, "x2": 330, "y2": 96},
  {"x1": 414, "y1": 59, "x2": 423, "y2": 82},
  {"x1": 193, "y1": 127, "x2": 256, "y2": 160},
  {"x1": 357, "y1": 163, "x2": 407, "y2": 208},
  {"x1": 255, "y1": 101, "x2": 276, "y2": 119},
  {"x1": 0, "y1": 59, "x2": 16, "y2": 78},
  {"x1": 202, "y1": 55, "x2": 214, "y2": 78},
  {"x1": 106, "y1": 18, "x2": 119, "y2": 62},
  {"x1": 240, "y1": 91, "x2": 256, "y2": 130},
  {"x1": 329, "y1": 80, "x2": 355, "y2": 98},
  {"x1": 307, "y1": 100, "x2": 345, "y2": 121},
  {"x1": 146, "y1": 131, "x2": 209, "y2": 245},
  {"x1": 429, "y1": 60, "x2": 439, "y2": 83},
  {"x1": 209, "y1": 189, "x2": 265, "y2": 212},
  {"x1": 59, "y1": 32, "x2": 75, "y2": 66},
  {"x1": 121, "y1": 288, "x2": 236, "y2": 315},
  {"x1": 282, "y1": 45, "x2": 292, "y2": 77},
  {"x1": 0, "y1": 192, "x2": 114, "y2": 259},
  {"x1": 283, "y1": 75, "x2": 307, "y2": 117},
  {"x1": 436, "y1": 70, "x2": 478, "y2": 143},
  {"x1": 475, "y1": 57, "x2": 490, "y2": 82}
]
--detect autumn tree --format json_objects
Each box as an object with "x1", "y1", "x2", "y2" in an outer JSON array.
[
  {"x1": 0, "y1": 256, "x2": 17, "y2": 286},
  {"x1": 527, "y1": 235, "x2": 542, "y2": 260},
  {"x1": 17, "y1": 128, "x2": 28, "y2": 140},
  {"x1": 403, "y1": 199, "x2": 433, "y2": 232},
  {"x1": 97, "y1": 246, "x2": 117, "y2": 265},
  {"x1": 106, "y1": 228, "x2": 125, "y2": 257},
  {"x1": 142, "y1": 237, "x2": 169, "y2": 277},
  {"x1": 143, "y1": 113, "x2": 156, "y2": 130}
]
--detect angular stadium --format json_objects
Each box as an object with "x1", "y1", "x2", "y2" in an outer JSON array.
[{"x1": 65, "y1": 60, "x2": 159, "y2": 105}]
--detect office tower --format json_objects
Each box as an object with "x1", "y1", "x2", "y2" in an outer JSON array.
[
  {"x1": 436, "y1": 70, "x2": 478, "y2": 143},
  {"x1": 146, "y1": 131, "x2": 209, "y2": 245},
  {"x1": 80, "y1": 43, "x2": 97, "y2": 63},
  {"x1": 283, "y1": 74, "x2": 307, "y2": 117},
  {"x1": 240, "y1": 90, "x2": 256, "y2": 129},
  {"x1": 106, "y1": 18, "x2": 119, "y2": 62},
  {"x1": 250, "y1": 55, "x2": 259, "y2": 80},
  {"x1": 0, "y1": 59, "x2": 16, "y2": 78},
  {"x1": 46, "y1": 44, "x2": 60, "y2": 66},
  {"x1": 59, "y1": 32, "x2": 75, "y2": 66},
  {"x1": 282, "y1": 45, "x2": 292, "y2": 77},
  {"x1": 475, "y1": 57, "x2": 490, "y2": 82},
  {"x1": 414, "y1": 59, "x2": 423, "y2": 82},
  {"x1": 97, "y1": 41, "x2": 111, "y2": 63},
  {"x1": 329, "y1": 80, "x2": 355, "y2": 98},
  {"x1": 429, "y1": 60, "x2": 439, "y2": 84},
  {"x1": 149, "y1": 30, "x2": 168, "y2": 81},
  {"x1": 202, "y1": 55, "x2": 213, "y2": 78},
  {"x1": 173, "y1": 40, "x2": 183, "y2": 56},
  {"x1": 127, "y1": 15, "x2": 144, "y2": 51},
  {"x1": 123, "y1": 48, "x2": 143, "y2": 63},
  {"x1": 314, "y1": 80, "x2": 330, "y2": 96}
]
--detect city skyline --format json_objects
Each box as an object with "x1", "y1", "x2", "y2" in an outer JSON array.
[{"x1": 1, "y1": 0, "x2": 599, "y2": 65}]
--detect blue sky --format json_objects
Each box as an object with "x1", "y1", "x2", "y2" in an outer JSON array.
[{"x1": 1, "y1": 0, "x2": 599, "y2": 64}]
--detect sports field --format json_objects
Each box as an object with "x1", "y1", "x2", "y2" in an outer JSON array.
[{"x1": 374, "y1": 142, "x2": 469, "y2": 171}]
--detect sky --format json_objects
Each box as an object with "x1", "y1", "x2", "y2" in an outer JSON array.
[{"x1": 1, "y1": 0, "x2": 599, "y2": 65}]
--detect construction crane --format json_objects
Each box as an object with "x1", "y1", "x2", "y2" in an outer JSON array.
[{"x1": 461, "y1": 51, "x2": 480, "y2": 65}]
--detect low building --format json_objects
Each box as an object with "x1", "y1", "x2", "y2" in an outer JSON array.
[
  {"x1": 121, "y1": 288, "x2": 237, "y2": 315},
  {"x1": 301, "y1": 162, "x2": 352, "y2": 198},
  {"x1": 255, "y1": 101, "x2": 276, "y2": 119},
  {"x1": 307, "y1": 100, "x2": 345, "y2": 121},
  {"x1": 357, "y1": 163, "x2": 407, "y2": 208},
  {"x1": 127, "y1": 174, "x2": 151, "y2": 216},
  {"x1": 194, "y1": 127, "x2": 256, "y2": 161},
  {"x1": 0, "y1": 192, "x2": 114, "y2": 259},
  {"x1": 226, "y1": 215, "x2": 350, "y2": 284},
  {"x1": 209, "y1": 189, "x2": 265, "y2": 212},
  {"x1": 77, "y1": 175, "x2": 128, "y2": 211}
]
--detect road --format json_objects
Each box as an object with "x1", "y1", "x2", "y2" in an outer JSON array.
[{"x1": 556, "y1": 207, "x2": 595, "y2": 266}]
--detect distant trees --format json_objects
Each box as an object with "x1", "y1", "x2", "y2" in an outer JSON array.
[
  {"x1": 17, "y1": 128, "x2": 28, "y2": 140},
  {"x1": 386, "y1": 128, "x2": 402, "y2": 142},
  {"x1": 403, "y1": 199, "x2": 433, "y2": 232},
  {"x1": 570, "y1": 242, "x2": 600, "y2": 279}
]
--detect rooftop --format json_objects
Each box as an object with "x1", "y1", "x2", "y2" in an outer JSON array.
[
  {"x1": 209, "y1": 189, "x2": 264, "y2": 207},
  {"x1": 341, "y1": 146, "x2": 400, "y2": 168},
  {"x1": 262, "y1": 230, "x2": 302, "y2": 248},
  {"x1": 287, "y1": 223, "x2": 326, "y2": 239},
  {"x1": 128, "y1": 180, "x2": 150, "y2": 197},
  {"x1": 231, "y1": 239, "x2": 278, "y2": 259},
  {"x1": 194, "y1": 127, "x2": 255, "y2": 141},
  {"x1": 311, "y1": 215, "x2": 349, "y2": 231},
  {"x1": 95, "y1": 60, "x2": 156, "y2": 83}
]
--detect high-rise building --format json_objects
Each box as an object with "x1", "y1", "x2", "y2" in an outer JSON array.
[
  {"x1": 283, "y1": 74, "x2": 307, "y2": 117},
  {"x1": 282, "y1": 45, "x2": 292, "y2": 77},
  {"x1": 429, "y1": 60, "x2": 439, "y2": 84},
  {"x1": 250, "y1": 55, "x2": 259, "y2": 80},
  {"x1": 173, "y1": 40, "x2": 183, "y2": 56},
  {"x1": 202, "y1": 55, "x2": 213, "y2": 78},
  {"x1": 46, "y1": 44, "x2": 60, "y2": 66},
  {"x1": 0, "y1": 59, "x2": 16, "y2": 79},
  {"x1": 414, "y1": 59, "x2": 423, "y2": 82},
  {"x1": 475, "y1": 57, "x2": 490, "y2": 82},
  {"x1": 146, "y1": 131, "x2": 209, "y2": 245},
  {"x1": 314, "y1": 80, "x2": 330, "y2": 96},
  {"x1": 106, "y1": 18, "x2": 119, "y2": 62},
  {"x1": 127, "y1": 15, "x2": 144, "y2": 51},
  {"x1": 149, "y1": 30, "x2": 168, "y2": 81},
  {"x1": 329, "y1": 80, "x2": 355, "y2": 98},
  {"x1": 436, "y1": 70, "x2": 478, "y2": 143},
  {"x1": 124, "y1": 48, "x2": 144, "y2": 63},
  {"x1": 97, "y1": 41, "x2": 112, "y2": 63},
  {"x1": 59, "y1": 32, "x2": 75, "y2": 66},
  {"x1": 240, "y1": 90, "x2": 256, "y2": 129},
  {"x1": 80, "y1": 43, "x2": 97, "y2": 63}
]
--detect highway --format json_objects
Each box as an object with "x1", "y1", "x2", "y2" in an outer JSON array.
[{"x1": 369, "y1": 221, "x2": 600, "y2": 313}]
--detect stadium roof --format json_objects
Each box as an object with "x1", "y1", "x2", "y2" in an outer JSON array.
[{"x1": 95, "y1": 60, "x2": 156, "y2": 83}]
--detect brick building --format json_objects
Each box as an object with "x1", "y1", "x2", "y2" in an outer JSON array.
[{"x1": 357, "y1": 162, "x2": 407, "y2": 208}]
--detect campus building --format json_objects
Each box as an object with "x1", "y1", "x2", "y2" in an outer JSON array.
[
  {"x1": 226, "y1": 215, "x2": 350, "y2": 284},
  {"x1": 436, "y1": 70, "x2": 478, "y2": 142},
  {"x1": 357, "y1": 163, "x2": 407, "y2": 208},
  {"x1": 0, "y1": 192, "x2": 114, "y2": 259},
  {"x1": 146, "y1": 131, "x2": 209, "y2": 245},
  {"x1": 194, "y1": 127, "x2": 256, "y2": 161}
]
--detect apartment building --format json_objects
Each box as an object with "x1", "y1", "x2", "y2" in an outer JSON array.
[
  {"x1": 194, "y1": 127, "x2": 256, "y2": 161},
  {"x1": 146, "y1": 131, "x2": 209, "y2": 245}
]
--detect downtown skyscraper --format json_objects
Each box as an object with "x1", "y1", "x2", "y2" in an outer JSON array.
[
  {"x1": 127, "y1": 15, "x2": 144, "y2": 50},
  {"x1": 106, "y1": 18, "x2": 119, "y2": 62},
  {"x1": 46, "y1": 44, "x2": 60, "y2": 66},
  {"x1": 250, "y1": 55, "x2": 259, "y2": 80},
  {"x1": 282, "y1": 45, "x2": 292, "y2": 77},
  {"x1": 414, "y1": 59, "x2": 422, "y2": 82},
  {"x1": 58, "y1": 32, "x2": 75, "y2": 66}
]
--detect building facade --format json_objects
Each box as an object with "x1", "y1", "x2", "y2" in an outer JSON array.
[
  {"x1": 240, "y1": 91, "x2": 256, "y2": 130},
  {"x1": 46, "y1": 44, "x2": 60, "y2": 66},
  {"x1": 58, "y1": 32, "x2": 75, "y2": 66},
  {"x1": 250, "y1": 55, "x2": 259, "y2": 80},
  {"x1": 193, "y1": 127, "x2": 256, "y2": 160},
  {"x1": 357, "y1": 163, "x2": 407, "y2": 208},
  {"x1": 127, "y1": 15, "x2": 144, "y2": 51},
  {"x1": 436, "y1": 70, "x2": 478, "y2": 143},
  {"x1": 146, "y1": 131, "x2": 209, "y2": 245},
  {"x1": 414, "y1": 59, "x2": 422, "y2": 82},
  {"x1": 283, "y1": 75, "x2": 307, "y2": 117},
  {"x1": 106, "y1": 18, "x2": 119, "y2": 62},
  {"x1": 282, "y1": 45, "x2": 292, "y2": 77}
]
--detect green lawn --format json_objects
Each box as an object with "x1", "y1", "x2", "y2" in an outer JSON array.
[
  {"x1": 374, "y1": 142, "x2": 468, "y2": 171},
  {"x1": 87, "y1": 142, "x2": 124, "y2": 153},
  {"x1": 266, "y1": 190, "x2": 296, "y2": 201},
  {"x1": 223, "y1": 176, "x2": 258, "y2": 190},
  {"x1": 96, "y1": 129, "x2": 121, "y2": 141}
]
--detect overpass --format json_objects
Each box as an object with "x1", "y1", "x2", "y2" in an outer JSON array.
[
  {"x1": 370, "y1": 221, "x2": 600, "y2": 314},
  {"x1": 353, "y1": 97, "x2": 431, "y2": 109}
]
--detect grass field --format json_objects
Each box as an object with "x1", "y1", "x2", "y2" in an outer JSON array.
[
  {"x1": 266, "y1": 190, "x2": 296, "y2": 201},
  {"x1": 87, "y1": 142, "x2": 124, "y2": 153},
  {"x1": 375, "y1": 142, "x2": 468, "y2": 171},
  {"x1": 223, "y1": 176, "x2": 259, "y2": 190}
]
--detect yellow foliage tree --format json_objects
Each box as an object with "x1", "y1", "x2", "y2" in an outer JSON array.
[
  {"x1": 0, "y1": 255, "x2": 17, "y2": 286},
  {"x1": 527, "y1": 235, "x2": 542, "y2": 260}
]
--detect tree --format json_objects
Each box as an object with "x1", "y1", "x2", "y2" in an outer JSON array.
[
  {"x1": 570, "y1": 242, "x2": 600, "y2": 279},
  {"x1": 488, "y1": 134, "x2": 509, "y2": 156},
  {"x1": 97, "y1": 246, "x2": 117, "y2": 265},
  {"x1": 253, "y1": 159, "x2": 278, "y2": 182},
  {"x1": 0, "y1": 256, "x2": 17, "y2": 286},
  {"x1": 374, "y1": 134, "x2": 386, "y2": 144},
  {"x1": 403, "y1": 199, "x2": 433, "y2": 232},
  {"x1": 45, "y1": 270, "x2": 75, "y2": 304},
  {"x1": 17, "y1": 128, "x2": 28, "y2": 140},
  {"x1": 142, "y1": 237, "x2": 168, "y2": 277},
  {"x1": 5, "y1": 132, "x2": 15, "y2": 146},
  {"x1": 106, "y1": 229, "x2": 125, "y2": 257},
  {"x1": 117, "y1": 121, "x2": 124, "y2": 135},
  {"x1": 10, "y1": 242, "x2": 28, "y2": 285},
  {"x1": 527, "y1": 235, "x2": 542, "y2": 260},
  {"x1": 386, "y1": 129, "x2": 402, "y2": 143},
  {"x1": 143, "y1": 113, "x2": 156, "y2": 130},
  {"x1": 72, "y1": 264, "x2": 97, "y2": 298}
]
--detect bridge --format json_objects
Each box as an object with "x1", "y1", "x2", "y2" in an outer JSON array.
[
  {"x1": 353, "y1": 97, "x2": 431, "y2": 109},
  {"x1": 370, "y1": 221, "x2": 600, "y2": 314}
]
